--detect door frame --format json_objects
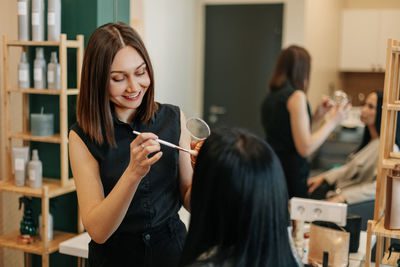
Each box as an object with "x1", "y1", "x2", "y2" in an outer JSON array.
[{"x1": 194, "y1": 0, "x2": 306, "y2": 118}]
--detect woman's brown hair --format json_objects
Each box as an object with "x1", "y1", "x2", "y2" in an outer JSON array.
[
  {"x1": 268, "y1": 45, "x2": 311, "y2": 92},
  {"x1": 77, "y1": 22, "x2": 156, "y2": 147}
]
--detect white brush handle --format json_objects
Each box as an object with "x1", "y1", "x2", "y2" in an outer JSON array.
[{"x1": 133, "y1": 131, "x2": 198, "y2": 156}]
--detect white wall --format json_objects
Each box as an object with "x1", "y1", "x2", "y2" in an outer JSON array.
[
  {"x1": 304, "y1": 0, "x2": 344, "y2": 110},
  {"x1": 143, "y1": 0, "x2": 197, "y2": 117},
  {"x1": 137, "y1": 0, "x2": 400, "y2": 117},
  {"x1": 142, "y1": 0, "x2": 307, "y2": 118}
]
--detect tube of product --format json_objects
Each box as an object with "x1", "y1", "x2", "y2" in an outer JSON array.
[{"x1": 12, "y1": 146, "x2": 29, "y2": 186}]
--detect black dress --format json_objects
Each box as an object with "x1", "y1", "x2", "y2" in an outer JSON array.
[
  {"x1": 261, "y1": 82, "x2": 311, "y2": 198},
  {"x1": 70, "y1": 103, "x2": 186, "y2": 267}
]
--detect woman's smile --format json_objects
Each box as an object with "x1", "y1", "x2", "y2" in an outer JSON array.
[{"x1": 123, "y1": 89, "x2": 142, "y2": 101}]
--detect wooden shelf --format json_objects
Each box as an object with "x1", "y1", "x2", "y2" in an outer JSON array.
[
  {"x1": 383, "y1": 158, "x2": 400, "y2": 169},
  {"x1": 339, "y1": 70, "x2": 385, "y2": 73},
  {"x1": 389, "y1": 152, "x2": 400, "y2": 159},
  {"x1": 2, "y1": 33, "x2": 84, "y2": 267},
  {"x1": 6, "y1": 39, "x2": 81, "y2": 48},
  {"x1": 7, "y1": 132, "x2": 62, "y2": 143},
  {"x1": 0, "y1": 179, "x2": 75, "y2": 198},
  {"x1": 371, "y1": 217, "x2": 400, "y2": 239},
  {"x1": 0, "y1": 230, "x2": 76, "y2": 255},
  {"x1": 7, "y1": 88, "x2": 79, "y2": 95},
  {"x1": 366, "y1": 39, "x2": 400, "y2": 267},
  {"x1": 387, "y1": 104, "x2": 400, "y2": 111}
]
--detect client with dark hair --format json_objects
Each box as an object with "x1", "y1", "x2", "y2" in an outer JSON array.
[{"x1": 180, "y1": 128, "x2": 300, "y2": 267}]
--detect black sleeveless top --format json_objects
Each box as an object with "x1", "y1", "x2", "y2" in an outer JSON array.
[
  {"x1": 70, "y1": 103, "x2": 182, "y2": 235},
  {"x1": 261, "y1": 82, "x2": 311, "y2": 198}
]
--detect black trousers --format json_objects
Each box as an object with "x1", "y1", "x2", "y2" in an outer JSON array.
[{"x1": 88, "y1": 215, "x2": 187, "y2": 267}]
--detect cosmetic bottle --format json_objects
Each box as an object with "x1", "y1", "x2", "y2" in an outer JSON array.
[
  {"x1": 34, "y1": 47, "x2": 46, "y2": 89},
  {"x1": 47, "y1": 52, "x2": 60, "y2": 89},
  {"x1": 28, "y1": 149, "x2": 42, "y2": 188},
  {"x1": 12, "y1": 146, "x2": 29, "y2": 186},
  {"x1": 32, "y1": 0, "x2": 44, "y2": 41},
  {"x1": 18, "y1": 51, "x2": 30, "y2": 89},
  {"x1": 39, "y1": 211, "x2": 54, "y2": 240},
  {"x1": 47, "y1": 0, "x2": 61, "y2": 41},
  {"x1": 17, "y1": 0, "x2": 30, "y2": 41}
]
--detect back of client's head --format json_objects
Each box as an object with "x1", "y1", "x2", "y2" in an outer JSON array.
[{"x1": 180, "y1": 128, "x2": 298, "y2": 267}]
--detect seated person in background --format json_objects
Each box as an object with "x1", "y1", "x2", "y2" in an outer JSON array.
[
  {"x1": 180, "y1": 128, "x2": 301, "y2": 267},
  {"x1": 308, "y1": 91, "x2": 400, "y2": 204}
]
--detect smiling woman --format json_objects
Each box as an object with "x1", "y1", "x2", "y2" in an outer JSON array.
[{"x1": 68, "y1": 22, "x2": 195, "y2": 267}]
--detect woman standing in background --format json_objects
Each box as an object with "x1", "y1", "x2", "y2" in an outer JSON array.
[{"x1": 261, "y1": 45, "x2": 351, "y2": 198}]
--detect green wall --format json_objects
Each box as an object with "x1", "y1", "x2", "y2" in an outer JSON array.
[{"x1": 28, "y1": 1, "x2": 130, "y2": 266}]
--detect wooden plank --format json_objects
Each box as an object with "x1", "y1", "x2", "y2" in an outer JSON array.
[
  {"x1": 375, "y1": 236, "x2": 384, "y2": 267},
  {"x1": 0, "y1": 230, "x2": 76, "y2": 254},
  {"x1": 375, "y1": 38, "x2": 397, "y2": 220},
  {"x1": 60, "y1": 34, "x2": 69, "y2": 186},
  {"x1": 393, "y1": 46, "x2": 400, "y2": 52},
  {"x1": 42, "y1": 253, "x2": 49, "y2": 267},
  {"x1": 42, "y1": 187, "x2": 49, "y2": 250},
  {"x1": 387, "y1": 104, "x2": 400, "y2": 111},
  {"x1": 7, "y1": 41, "x2": 60, "y2": 46},
  {"x1": 373, "y1": 216, "x2": 400, "y2": 239},
  {"x1": 6, "y1": 34, "x2": 79, "y2": 48},
  {"x1": 0, "y1": 179, "x2": 75, "y2": 198},
  {"x1": 7, "y1": 88, "x2": 79, "y2": 95},
  {"x1": 76, "y1": 35, "x2": 84, "y2": 90},
  {"x1": 3, "y1": 35, "x2": 12, "y2": 183},
  {"x1": 7, "y1": 132, "x2": 62, "y2": 143},
  {"x1": 389, "y1": 152, "x2": 400, "y2": 159},
  {"x1": 0, "y1": 230, "x2": 76, "y2": 255},
  {"x1": 365, "y1": 220, "x2": 374, "y2": 267}
]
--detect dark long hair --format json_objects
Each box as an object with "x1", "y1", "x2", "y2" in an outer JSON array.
[
  {"x1": 268, "y1": 45, "x2": 311, "y2": 92},
  {"x1": 357, "y1": 91, "x2": 383, "y2": 151},
  {"x1": 77, "y1": 22, "x2": 157, "y2": 147},
  {"x1": 180, "y1": 128, "x2": 298, "y2": 267},
  {"x1": 357, "y1": 90, "x2": 400, "y2": 152}
]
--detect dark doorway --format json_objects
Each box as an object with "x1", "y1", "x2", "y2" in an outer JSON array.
[{"x1": 203, "y1": 4, "x2": 283, "y2": 137}]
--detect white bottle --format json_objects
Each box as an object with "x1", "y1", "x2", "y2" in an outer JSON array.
[
  {"x1": 39, "y1": 213, "x2": 54, "y2": 241},
  {"x1": 34, "y1": 48, "x2": 46, "y2": 89},
  {"x1": 17, "y1": 0, "x2": 30, "y2": 41},
  {"x1": 47, "y1": 52, "x2": 60, "y2": 89},
  {"x1": 32, "y1": 0, "x2": 44, "y2": 41},
  {"x1": 47, "y1": 0, "x2": 61, "y2": 41},
  {"x1": 18, "y1": 51, "x2": 30, "y2": 89},
  {"x1": 28, "y1": 149, "x2": 42, "y2": 188}
]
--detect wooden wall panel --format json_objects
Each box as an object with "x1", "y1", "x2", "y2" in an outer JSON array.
[{"x1": 340, "y1": 72, "x2": 385, "y2": 106}]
